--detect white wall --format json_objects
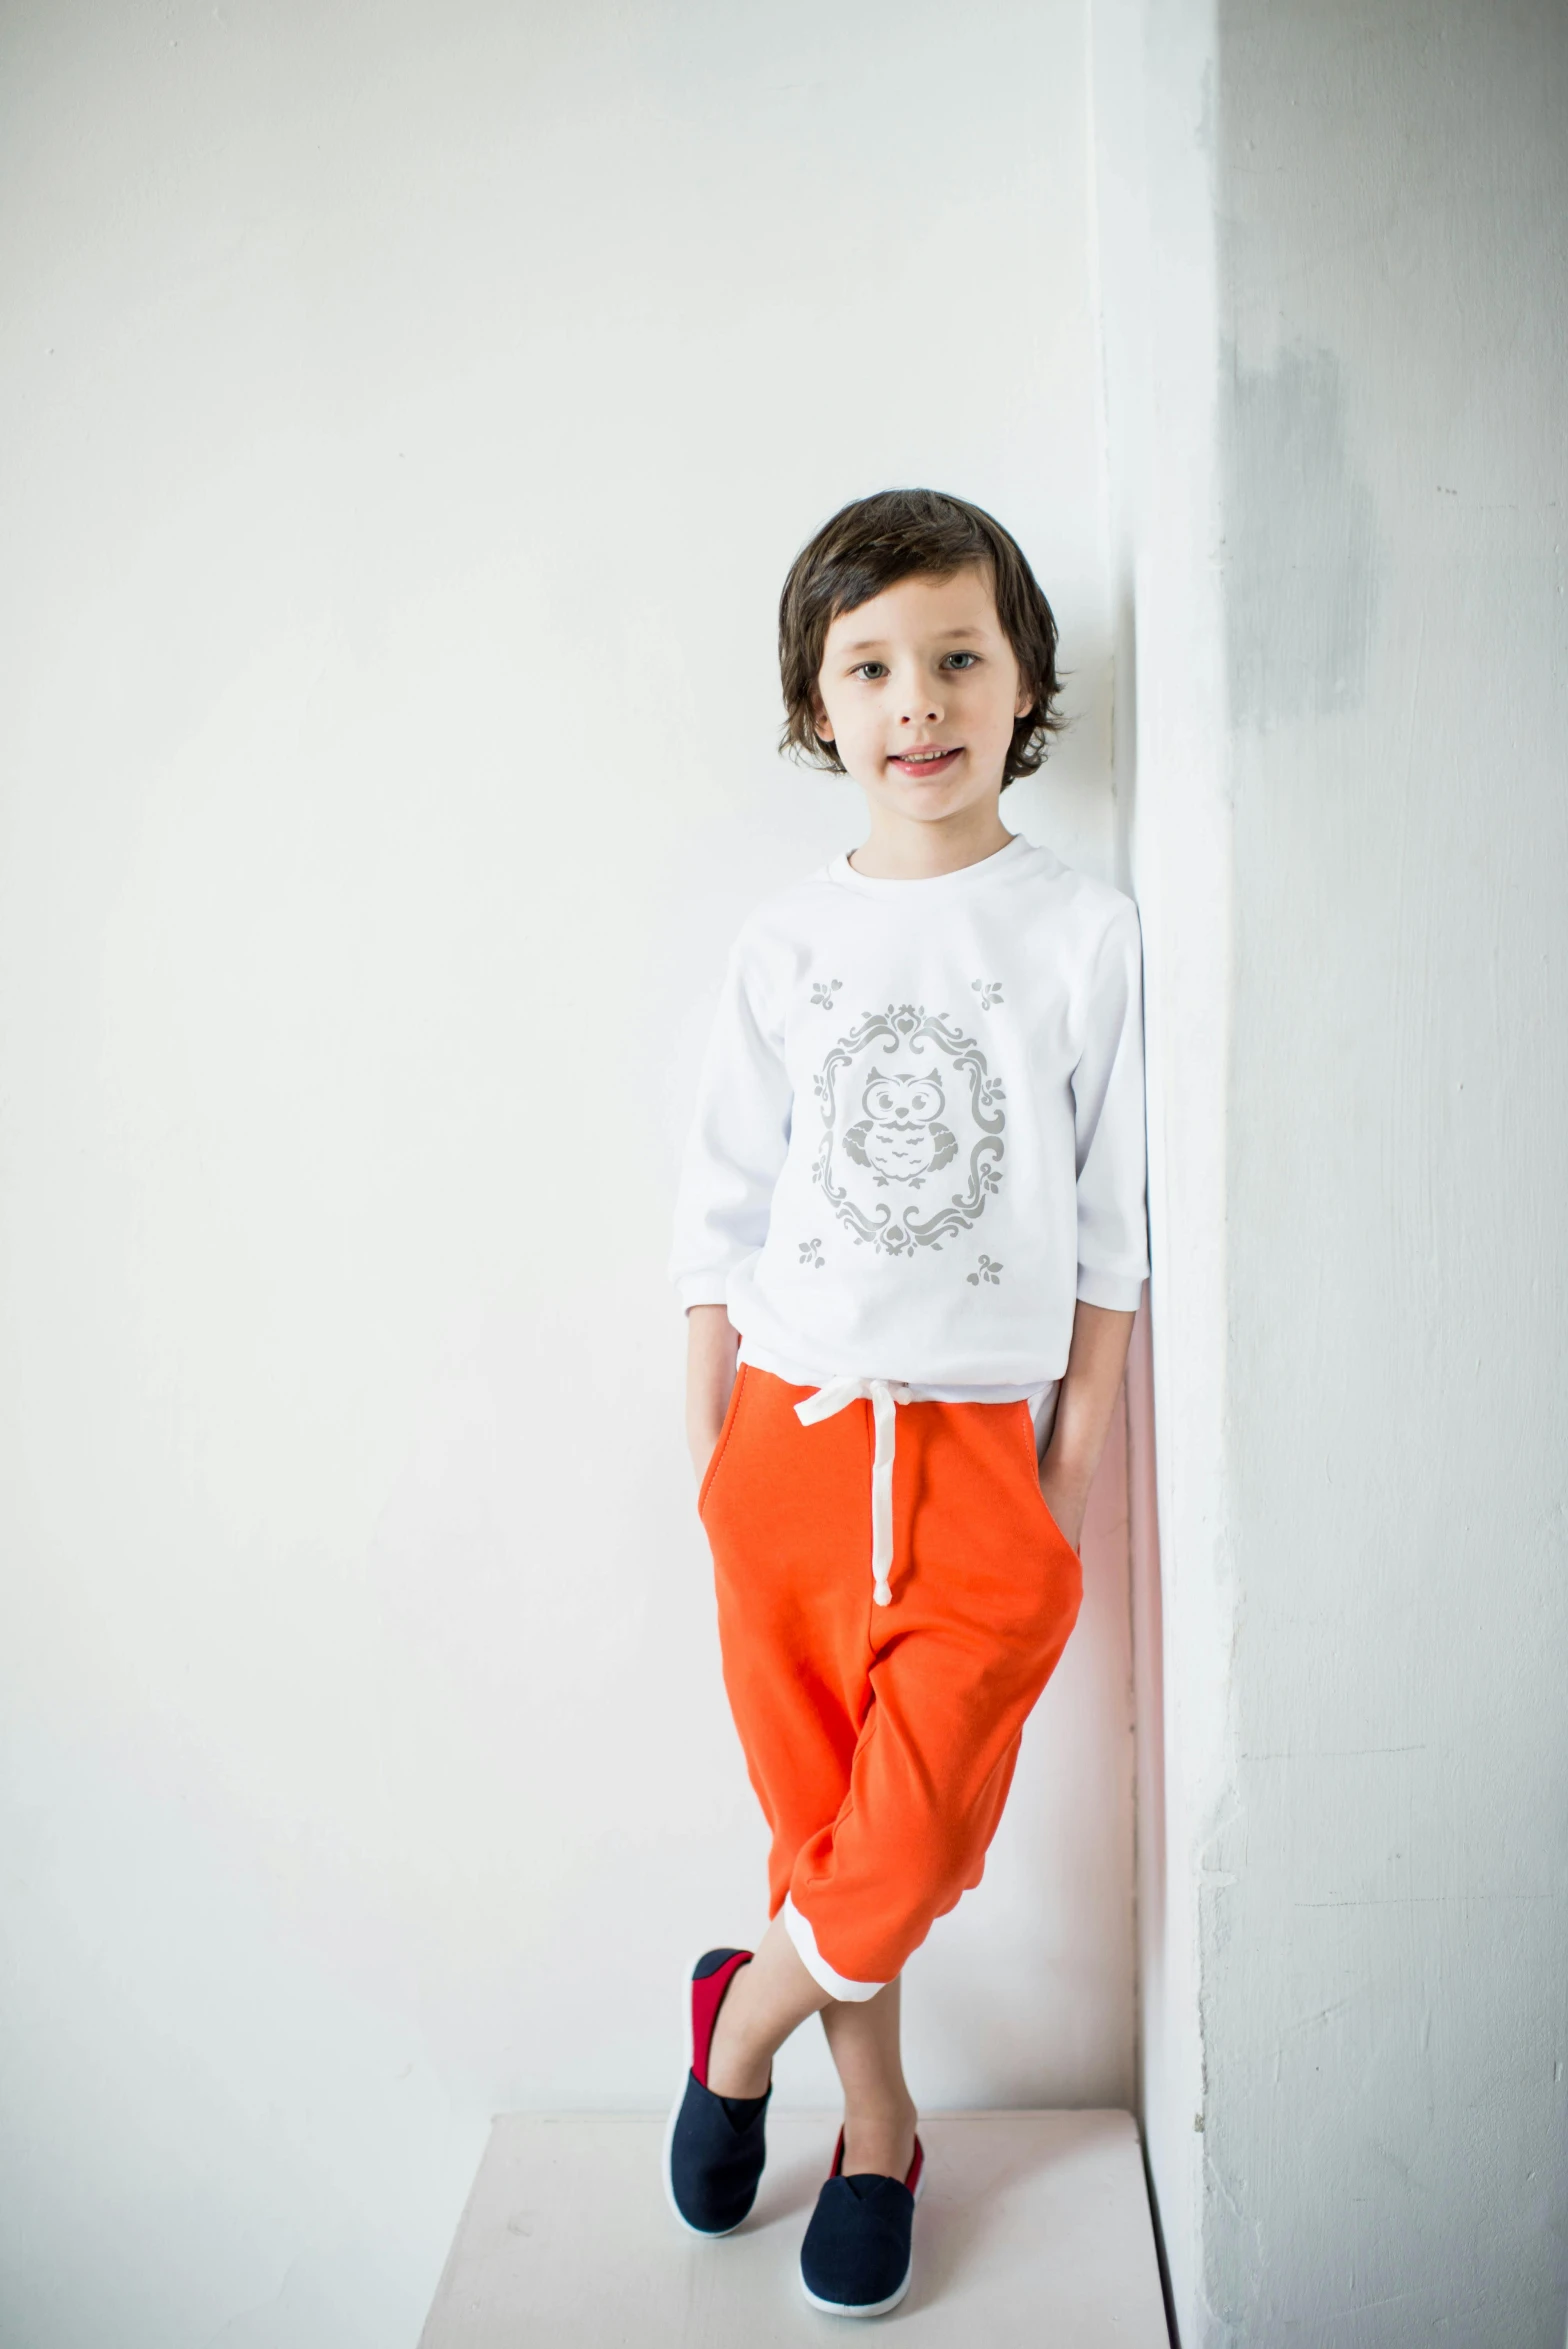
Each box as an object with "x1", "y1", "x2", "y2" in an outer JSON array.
[
  {"x1": 0, "y1": 5, "x2": 1136, "y2": 2344},
  {"x1": 1096, "y1": 0, "x2": 1568, "y2": 2340},
  {"x1": 1207, "y1": 3, "x2": 1568, "y2": 2339}
]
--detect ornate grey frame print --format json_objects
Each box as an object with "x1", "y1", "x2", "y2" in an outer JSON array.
[{"x1": 811, "y1": 1002, "x2": 1006, "y2": 1258}]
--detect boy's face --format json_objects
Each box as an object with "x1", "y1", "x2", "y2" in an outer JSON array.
[{"x1": 811, "y1": 566, "x2": 1032, "y2": 828}]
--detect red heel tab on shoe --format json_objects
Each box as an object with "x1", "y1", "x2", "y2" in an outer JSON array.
[
  {"x1": 905, "y1": 2137, "x2": 924, "y2": 2195},
  {"x1": 689, "y1": 1949, "x2": 752, "y2": 2088},
  {"x1": 829, "y1": 2127, "x2": 846, "y2": 2180}
]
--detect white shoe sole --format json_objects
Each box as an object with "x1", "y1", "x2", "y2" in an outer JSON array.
[
  {"x1": 798, "y1": 2145, "x2": 925, "y2": 2318},
  {"x1": 800, "y1": 2270, "x2": 914, "y2": 2320}
]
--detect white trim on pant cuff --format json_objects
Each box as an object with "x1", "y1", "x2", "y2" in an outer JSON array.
[{"x1": 782, "y1": 1895, "x2": 886, "y2": 2002}]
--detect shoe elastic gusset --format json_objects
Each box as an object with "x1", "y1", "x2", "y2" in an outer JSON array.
[
  {"x1": 799, "y1": 2128, "x2": 925, "y2": 2317},
  {"x1": 662, "y1": 1947, "x2": 771, "y2": 2237}
]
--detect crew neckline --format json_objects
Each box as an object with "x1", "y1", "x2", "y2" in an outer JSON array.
[{"x1": 827, "y1": 831, "x2": 1033, "y2": 899}]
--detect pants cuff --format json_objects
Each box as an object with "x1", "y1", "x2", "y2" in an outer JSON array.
[{"x1": 782, "y1": 1894, "x2": 886, "y2": 2002}]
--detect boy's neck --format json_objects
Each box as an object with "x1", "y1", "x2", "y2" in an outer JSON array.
[{"x1": 847, "y1": 799, "x2": 1015, "y2": 882}]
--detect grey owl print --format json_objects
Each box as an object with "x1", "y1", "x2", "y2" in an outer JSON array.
[{"x1": 844, "y1": 1071, "x2": 959, "y2": 1188}]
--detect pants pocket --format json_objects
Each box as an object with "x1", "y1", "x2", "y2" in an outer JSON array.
[
  {"x1": 697, "y1": 1363, "x2": 749, "y2": 1519},
  {"x1": 1014, "y1": 1400, "x2": 1080, "y2": 1561}
]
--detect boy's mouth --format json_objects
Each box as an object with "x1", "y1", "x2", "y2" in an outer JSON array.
[{"x1": 887, "y1": 745, "x2": 962, "y2": 778}]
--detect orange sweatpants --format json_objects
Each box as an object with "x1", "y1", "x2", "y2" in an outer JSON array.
[{"x1": 698, "y1": 1363, "x2": 1082, "y2": 1996}]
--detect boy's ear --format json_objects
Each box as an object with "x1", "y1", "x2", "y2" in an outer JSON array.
[{"x1": 810, "y1": 691, "x2": 835, "y2": 744}]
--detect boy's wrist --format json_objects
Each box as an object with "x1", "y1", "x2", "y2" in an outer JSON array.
[{"x1": 1039, "y1": 1432, "x2": 1093, "y2": 1491}]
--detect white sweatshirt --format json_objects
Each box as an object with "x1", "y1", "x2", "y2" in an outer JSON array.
[{"x1": 669, "y1": 832, "x2": 1148, "y2": 1397}]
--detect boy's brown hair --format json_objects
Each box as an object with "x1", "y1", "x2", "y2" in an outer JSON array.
[{"x1": 778, "y1": 487, "x2": 1064, "y2": 786}]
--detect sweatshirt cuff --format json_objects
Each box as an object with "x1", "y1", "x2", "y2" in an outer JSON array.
[
  {"x1": 1076, "y1": 1263, "x2": 1146, "y2": 1312},
  {"x1": 676, "y1": 1273, "x2": 732, "y2": 1311}
]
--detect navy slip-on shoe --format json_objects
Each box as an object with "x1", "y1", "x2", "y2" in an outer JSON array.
[
  {"x1": 662, "y1": 1947, "x2": 771, "y2": 2237},
  {"x1": 799, "y1": 2127, "x2": 925, "y2": 2318}
]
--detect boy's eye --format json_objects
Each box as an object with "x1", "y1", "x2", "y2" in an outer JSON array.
[
  {"x1": 853, "y1": 662, "x2": 889, "y2": 680},
  {"x1": 943, "y1": 652, "x2": 979, "y2": 670}
]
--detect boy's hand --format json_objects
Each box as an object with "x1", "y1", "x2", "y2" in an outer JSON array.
[
  {"x1": 689, "y1": 1416, "x2": 725, "y2": 1484},
  {"x1": 1037, "y1": 1464, "x2": 1092, "y2": 1555},
  {"x1": 1037, "y1": 1301, "x2": 1138, "y2": 1555},
  {"x1": 686, "y1": 1303, "x2": 740, "y2": 1486}
]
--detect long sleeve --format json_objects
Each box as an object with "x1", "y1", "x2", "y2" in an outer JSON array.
[
  {"x1": 669, "y1": 935, "x2": 794, "y2": 1311},
  {"x1": 1070, "y1": 900, "x2": 1150, "y2": 1311}
]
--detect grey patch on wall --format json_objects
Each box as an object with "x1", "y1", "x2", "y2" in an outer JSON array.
[{"x1": 1221, "y1": 342, "x2": 1379, "y2": 729}]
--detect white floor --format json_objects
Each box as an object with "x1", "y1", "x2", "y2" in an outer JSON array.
[{"x1": 419, "y1": 2109, "x2": 1170, "y2": 2345}]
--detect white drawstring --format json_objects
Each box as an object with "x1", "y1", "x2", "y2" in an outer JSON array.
[{"x1": 793, "y1": 1377, "x2": 938, "y2": 1606}]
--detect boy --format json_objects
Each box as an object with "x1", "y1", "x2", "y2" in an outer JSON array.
[{"x1": 664, "y1": 489, "x2": 1147, "y2": 2317}]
